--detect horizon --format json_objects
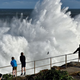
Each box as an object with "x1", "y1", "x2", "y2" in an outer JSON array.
[{"x1": 0, "y1": 8, "x2": 80, "y2": 9}]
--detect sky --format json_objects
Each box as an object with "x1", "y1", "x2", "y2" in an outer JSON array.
[
  {"x1": 0, "y1": 0, "x2": 80, "y2": 9},
  {"x1": 61, "y1": 0, "x2": 80, "y2": 9}
]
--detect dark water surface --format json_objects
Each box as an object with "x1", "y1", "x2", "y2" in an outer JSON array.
[
  {"x1": 67, "y1": 9, "x2": 80, "y2": 17},
  {"x1": 0, "y1": 9, "x2": 33, "y2": 19},
  {"x1": 0, "y1": 9, "x2": 80, "y2": 20}
]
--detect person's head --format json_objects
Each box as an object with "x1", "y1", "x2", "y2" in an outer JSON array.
[
  {"x1": 21, "y1": 52, "x2": 24, "y2": 56},
  {"x1": 11, "y1": 57, "x2": 14, "y2": 60},
  {"x1": 0, "y1": 73, "x2": 2, "y2": 79}
]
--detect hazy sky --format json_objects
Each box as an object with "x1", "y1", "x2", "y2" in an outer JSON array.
[
  {"x1": 0, "y1": 0, "x2": 80, "y2": 9},
  {"x1": 61, "y1": 0, "x2": 80, "y2": 9}
]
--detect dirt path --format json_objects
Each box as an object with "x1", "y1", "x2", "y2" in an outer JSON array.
[{"x1": 61, "y1": 62, "x2": 80, "y2": 80}]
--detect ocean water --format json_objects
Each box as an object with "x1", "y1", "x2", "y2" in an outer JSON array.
[
  {"x1": 0, "y1": 0, "x2": 80, "y2": 75},
  {"x1": 0, "y1": 9, "x2": 33, "y2": 22},
  {"x1": 0, "y1": 9, "x2": 80, "y2": 20},
  {"x1": 67, "y1": 9, "x2": 80, "y2": 17}
]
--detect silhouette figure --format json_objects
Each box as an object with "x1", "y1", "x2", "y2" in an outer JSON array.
[
  {"x1": 0, "y1": 73, "x2": 2, "y2": 80},
  {"x1": 20, "y1": 52, "x2": 26, "y2": 75},
  {"x1": 73, "y1": 44, "x2": 80, "y2": 59}
]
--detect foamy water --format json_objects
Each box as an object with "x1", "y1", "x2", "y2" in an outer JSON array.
[{"x1": 0, "y1": 0, "x2": 80, "y2": 74}]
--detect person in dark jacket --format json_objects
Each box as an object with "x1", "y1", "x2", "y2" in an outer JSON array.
[
  {"x1": 11, "y1": 57, "x2": 17, "y2": 77},
  {"x1": 73, "y1": 44, "x2": 80, "y2": 59},
  {"x1": 0, "y1": 73, "x2": 2, "y2": 80},
  {"x1": 20, "y1": 52, "x2": 26, "y2": 75}
]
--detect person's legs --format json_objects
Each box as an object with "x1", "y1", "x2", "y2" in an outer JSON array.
[
  {"x1": 15, "y1": 70, "x2": 17, "y2": 76},
  {"x1": 21, "y1": 63, "x2": 26, "y2": 75},
  {"x1": 0, "y1": 78, "x2": 1, "y2": 80},
  {"x1": 23, "y1": 62, "x2": 26, "y2": 75},
  {"x1": 22, "y1": 67, "x2": 23, "y2": 73},
  {"x1": 24, "y1": 67, "x2": 26, "y2": 75},
  {"x1": 12, "y1": 70, "x2": 15, "y2": 76},
  {"x1": 12, "y1": 67, "x2": 14, "y2": 76},
  {"x1": 13, "y1": 67, "x2": 17, "y2": 77},
  {"x1": 0, "y1": 77, "x2": 2, "y2": 80},
  {"x1": 21, "y1": 67, "x2": 23, "y2": 75},
  {"x1": 15, "y1": 67, "x2": 17, "y2": 76}
]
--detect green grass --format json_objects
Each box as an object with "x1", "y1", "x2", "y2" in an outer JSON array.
[
  {"x1": 2, "y1": 74, "x2": 13, "y2": 80},
  {"x1": 34, "y1": 69, "x2": 75, "y2": 80}
]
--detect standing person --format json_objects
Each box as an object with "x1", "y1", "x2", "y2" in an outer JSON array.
[
  {"x1": 20, "y1": 52, "x2": 26, "y2": 75},
  {"x1": 73, "y1": 44, "x2": 80, "y2": 59},
  {"x1": 0, "y1": 73, "x2": 2, "y2": 80},
  {"x1": 11, "y1": 57, "x2": 17, "y2": 77}
]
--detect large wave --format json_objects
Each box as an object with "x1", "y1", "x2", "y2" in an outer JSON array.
[{"x1": 0, "y1": 0, "x2": 80, "y2": 74}]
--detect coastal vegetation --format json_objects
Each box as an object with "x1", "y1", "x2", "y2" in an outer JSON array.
[
  {"x1": 2, "y1": 68, "x2": 75, "y2": 80},
  {"x1": 33, "y1": 69, "x2": 74, "y2": 80},
  {"x1": 2, "y1": 74, "x2": 13, "y2": 80}
]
